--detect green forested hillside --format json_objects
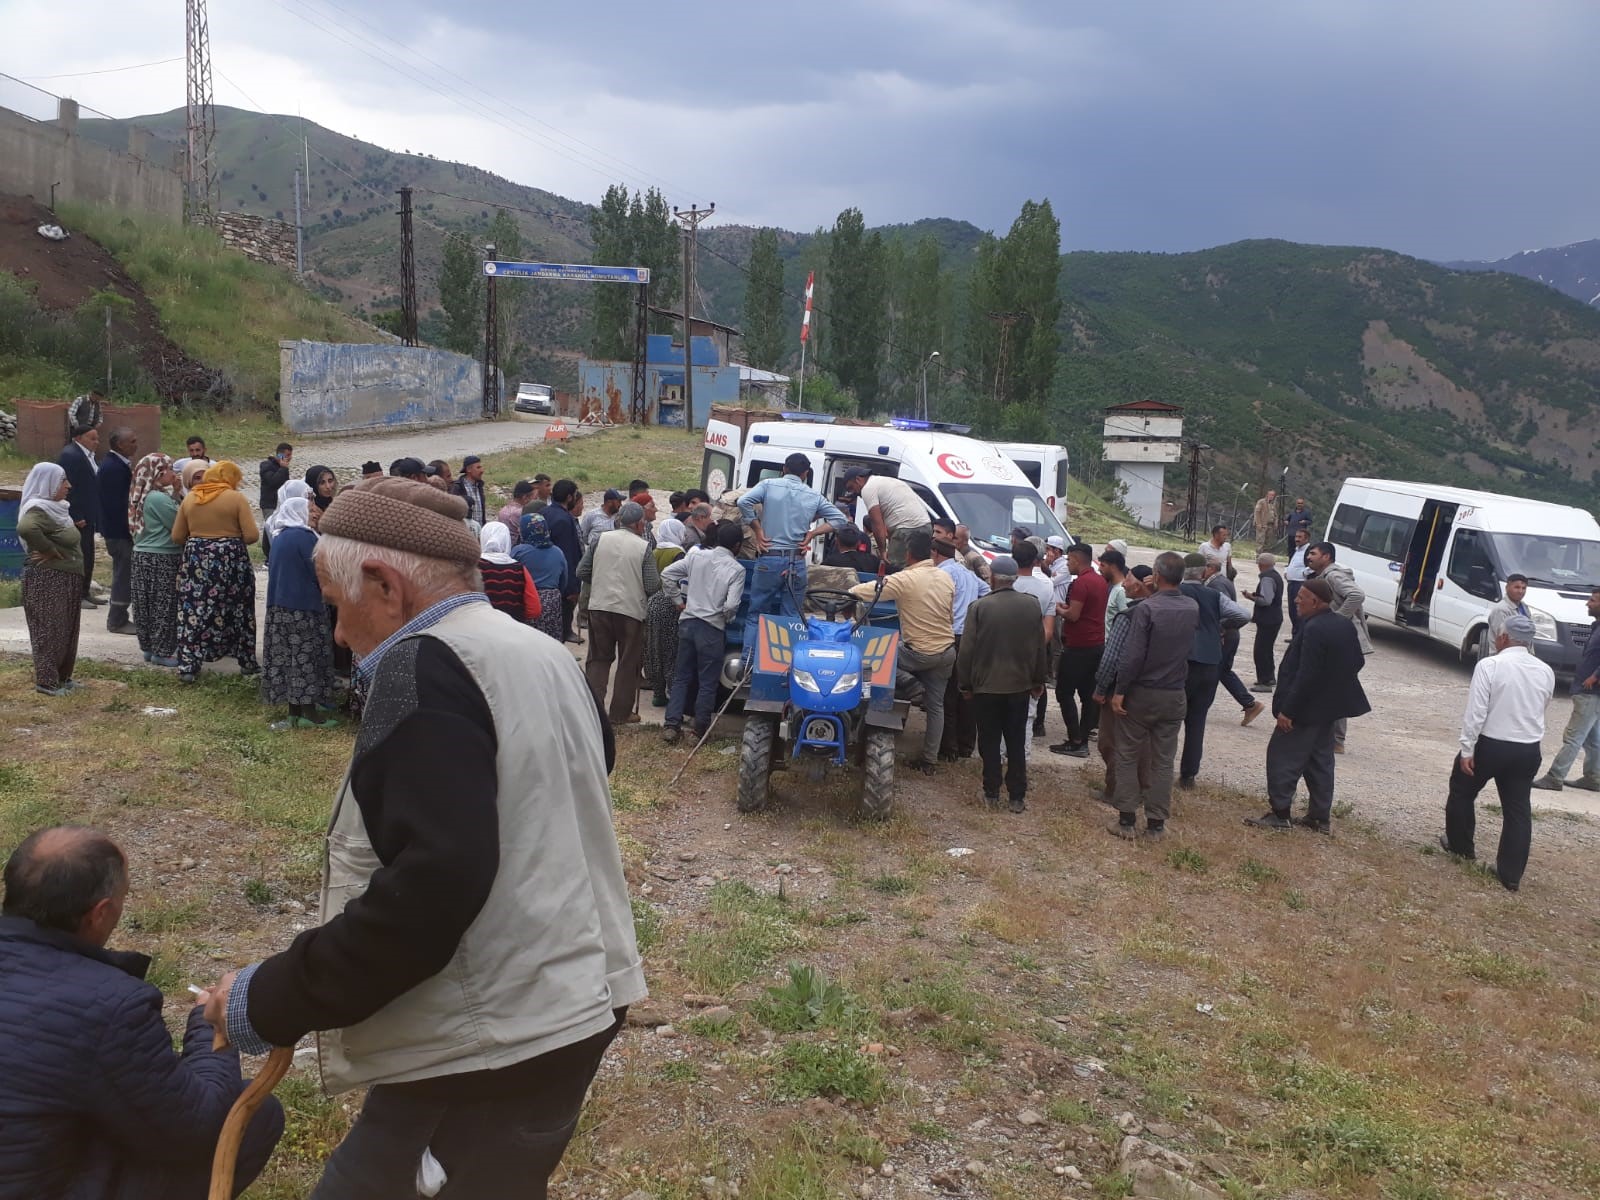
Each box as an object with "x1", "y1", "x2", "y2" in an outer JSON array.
[{"x1": 1049, "y1": 240, "x2": 1600, "y2": 507}]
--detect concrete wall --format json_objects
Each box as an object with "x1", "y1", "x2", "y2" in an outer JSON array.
[
  {"x1": 0, "y1": 101, "x2": 182, "y2": 220},
  {"x1": 1116, "y1": 462, "x2": 1167, "y2": 529},
  {"x1": 279, "y1": 341, "x2": 484, "y2": 435}
]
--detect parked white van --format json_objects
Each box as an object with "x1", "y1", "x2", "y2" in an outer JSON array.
[
  {"x1": 1327, "y1": 478, "x2": 1600, "y2": 668},
  {"x1": 992, "y1": 441, "x2": 1069, "y2": 517},
  {"x1": 701, "y1": 415, "x2": 1069, "y2": 556}
]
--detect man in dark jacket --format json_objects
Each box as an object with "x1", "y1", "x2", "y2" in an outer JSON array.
[
  {"x1": 1246, "y1": 578, "x2": 1371, "y2": 833},
  {"x1": 0, "y1": 825, "x2": 283, "y2": 1199},
  {"x1": 97, "y1": 428, "x2": 138, "y2": 634},
  {"x1": 546, "y1": 479, "x2": 586, "y2": 643},
  {"x1": 58, "y1": 423, "x2": 101, "y2": 611},
  {"x1": 1177, "y1": 553, "x2": 1252, "y2": 788},
  {"x1": 1244, "y1": 551, "x2": 1285, "y2": 689},
  {"x1": 958, "y1": 557, "x2": 1049, "y2": 812}
]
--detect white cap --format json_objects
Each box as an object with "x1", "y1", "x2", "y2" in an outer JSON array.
[{"x1": 1046, "y1": 535, "x2": 1066, "y2": 550}]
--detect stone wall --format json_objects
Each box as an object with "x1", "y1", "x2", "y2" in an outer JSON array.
[
  {"x1": 0, "y1": 100, "x2": 182, "y2": 221},
  {"x1": 197, "y1": 210, "x2": 298, "y2": 271},
  {"x1": 279, "y1": 341, "x2": 484, "y2": 436}
]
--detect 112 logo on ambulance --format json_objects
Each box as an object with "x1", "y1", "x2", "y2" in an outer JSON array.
[{"x1": 936, "y1": 453, "x2": 975, "y2": 479}]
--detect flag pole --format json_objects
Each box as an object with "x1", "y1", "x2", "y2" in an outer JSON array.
[
  {"x1": 797, "y1": 269, "x2": 814, "y2": 411},
  {"x1": 797, "y1": 337, "x2": 808, "y2": 411}
]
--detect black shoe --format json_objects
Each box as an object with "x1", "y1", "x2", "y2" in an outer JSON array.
[
  {"x1": 1144, "y1": 822, "x2": 1166, "y2": 842},
  {"x1": 1245, "y1": 811, "x2": 1292, "y2": 831},
  {"x1": 1032, "y1": 724, "x2": 1045, "y2": 738},
  {"x1": 982, "y1": 792, "x2": 1002, "y2": 811},
  {"x1": 1109, "y1": 819, "x2": 1139, "y2": 840},
  {"x1": 661, "y1": 726, "x2": 682, "y2": 746},
  {"x1": 1008, "y1": 797, "x2": 1026, "y2": 814},
  {"x1": 1530, "y1": 775, "x2": 1562, "y2": 791},
  {"x1": 903, "y1": 758, "x2": 935, "y2": 776},
  {"x1": 1250, "y1": 682, "x2": 1275, "y2": 693},
  {"x1": 1437, "y1": 834, "x2": 1473, "y2": 859},
  {"x1": 1494, "y1": 865, "x2": 1520, "y2": 893},
  {"x1": 1296, "y1": 815, "x2": 1332, "y2": 836},
  {"x1": 1177, "y1": 775, "x2": 1197, "y2": 790},
  {"x1": 106, "y1": 623, "x2": 137, "y2": 636},
  {"x1": 1568, "y1": 777, "x2": 1600, "y2": 793},
  {"x1": 938, "y1": 751, "x2": 960, "y2": 763},
  {"x1": 1050, "y1": 741, "x2": 1089, "y2": 758}
]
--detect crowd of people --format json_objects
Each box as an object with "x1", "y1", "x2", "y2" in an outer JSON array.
[{"x1": 9, "y1": 428, "x2": 1590, "y2": 1197}]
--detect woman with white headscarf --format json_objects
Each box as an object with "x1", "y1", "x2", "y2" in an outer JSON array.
[
  {"x1": 262, "y1": 496, "x2": 337, "y2": 728},
  {"x1": 477, "y1": 520, "x2": 542, "y2": 625},
  {"x1": 128, "y1": 452, "x2": 182, "y2": 667},
  {"x1": 16, "y1": 462, "x2": 84, "y2": 695}
]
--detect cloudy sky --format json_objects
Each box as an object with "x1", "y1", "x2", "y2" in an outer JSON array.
[{"x1": 4, "y1": 0, "x2": 1598, "y2": 260}]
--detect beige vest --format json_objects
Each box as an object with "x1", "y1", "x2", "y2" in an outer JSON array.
[
  {"x1": 317, "y1": 602, "x2": 647, "y2": 1093},
  {"x1": 589, "y1": 527, "x2": 649, "y2": 621}
]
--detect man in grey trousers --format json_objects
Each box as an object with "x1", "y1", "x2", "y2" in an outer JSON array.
[{"x1": 1109, "y1": 551, "x2": 1199, "y2": 841}]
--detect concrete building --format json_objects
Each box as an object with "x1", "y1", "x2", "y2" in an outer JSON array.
[
  {"x1": 577, "y1": 332, "x2": 739, "y2": 429},
  {"x1": 735, "y1": 364, "x2": 791, "y2": 409},
  {"x1": 1102, "y1": 399, "x2": 1183, "y2": 528},
  {"x1": 0, "y1": 97, "x2": 181, "y2": 221}
]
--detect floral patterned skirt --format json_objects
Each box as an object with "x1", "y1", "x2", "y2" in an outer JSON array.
[
  {"x1": 643, "y1": 588, "x2": 681, "y2": 696},
  {"x1": 131, "y1": 552, "x2": 180, "y2": 659},
  {"x1": 176, "y1": 537, "x2": 258, "y2": 674},
  {"x1": 262, "y1": 605, "x2": 334, "y2": 706},
  {"x1": 533, "y1": 586, "x2": 564, "y2": 642}
]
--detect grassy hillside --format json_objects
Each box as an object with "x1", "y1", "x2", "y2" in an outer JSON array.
[
  {"x1": 1050, "y1": 239, "x2": 1600, "y2": 510},
  {"x1": 56, "y1": 202, "x2": 372, "y2": 403}
]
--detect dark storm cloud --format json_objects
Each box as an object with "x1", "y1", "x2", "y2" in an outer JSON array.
[{"x1": 271, "y1": 0, "x2": 1600, "y2": 258}]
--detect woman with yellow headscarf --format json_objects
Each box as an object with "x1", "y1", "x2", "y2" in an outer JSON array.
[{"x1": 171, "y1": 460, "x2": 260, "y2": 683}]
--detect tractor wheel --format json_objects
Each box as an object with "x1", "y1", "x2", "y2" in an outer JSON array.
[
  {"x1": 859, "y1": 726, "x2": 897, "y2": 821},
  {"x1": 737, "y1": 716, "x2": 778, "y2": 813}
]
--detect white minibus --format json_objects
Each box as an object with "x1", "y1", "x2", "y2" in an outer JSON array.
[
  {"x1": 992, "y1": 442, "x2": 1070, "y2": 518},
  {"x1": 1328, "y1": 478, "x2": 1600, "y2": 667}
]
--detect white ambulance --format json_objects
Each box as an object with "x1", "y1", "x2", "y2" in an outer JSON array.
[
  {"x1": 1329, "y1": 477, "x2": 1600, "y2": 667},
  {"x1": 701, "y1": 415, "x2": 1070, "y2": 555},
  {"x1": 992, "y1": 441, "x2": 1070, "y2": 517}
]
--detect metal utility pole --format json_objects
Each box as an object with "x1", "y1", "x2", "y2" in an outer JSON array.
[
  {"x1": 398, "y1": 187, "x2": 417, "y2": 345},
  {"x1": 482, "y1": 242, "x2": 499, "y2": 417},
  {"x1": 672, "y1": 203, "x2": 715, "y2": 429},
  {"x1": 293, "y1": 169, "x2": 303, "y2": 276},
  {"x1": 631, "y1": 281, "x2": 649, "y2": 424},
  {"x1": 1184, "y1": 442, "x2": 1203, "y2": 542},
  {"x1": 183, "y1": 0, "x2": 217, "y2": 221}
]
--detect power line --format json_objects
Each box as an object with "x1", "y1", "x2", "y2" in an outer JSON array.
[
  {"x1": 298, "y1": 0, "x2": 706, "y2": 205},
  {"x1": 25, "y1": 57, "x2": 182, "y2": 81},
  {"x1": 263, "y1": 0, "x2": 690, "y2": 197}
]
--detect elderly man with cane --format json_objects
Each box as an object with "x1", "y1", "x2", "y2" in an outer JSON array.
[
  {"x1": 1439, "y1": 612, "x2": 1554, "y2": 892},
  {"x1": 200, "y1": 477, "x2": 645, "y2": 1199}
]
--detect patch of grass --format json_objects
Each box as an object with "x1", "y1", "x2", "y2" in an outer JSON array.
[
  {"x1": 1238, "y1": 857, "x2": 1282, "y2": 886},
  {"x1": 685, "y1": 1010, "x2": 742, "y2": 1041},
  {"x1": 1092, "y1": 1170, "x2": 1134, "y2": 1198},
  {"x1": 773, "y1": 1040, "x2": 885, "y2": 1104},
  {"x1": 1284, "y1": 888, "x2": 1309, "y2": 911},
  {"x1": 908, "y1": 1117, "x2": 950, "y2": 1140},
  {"x1": 659, "y1": 1060, "x2": 701, "y2": 1084},
  {"x1": 0, "y1": 578, "x2": 20, "y2": 608},
  {"x1": 677, "y1": 881, "x2": 807, "y2": 992},
  {"x1": 753, "y1": 962, "x2": 869, "y2": 1034},
  {"x1": 876, "y1": 969, "x2": 997, "y2": 1056},
  {"x1": 124, "y1": 897, "x2": 205, "y2": 934},
  {"x1": 631, "y1": 897, "x2": 663, "y2": 956},
  {"x1": 1447, "y1": 946, "x2": 1547, "y2": 987},
  {"x1": 255, "y1": 1072, "x2": 352, "y2": 1196},
  {"x1": 1166, "y1": 846, "x2": 1210, "y2": 874},
  {"x1": 869, "y1": 873, "x2": 914, "y2": 895},
  {"x1": 1332, "y1": 801, "x2": 1355, "y2": 818},
  {"x1": 1047, "y1": 1097, "x2": 1094, "y2": 1124},
  {"x1": 243, "y1": 877, "x2": 274, "y2": 906},
  {"x1": 480, "y1": 425, "x2": 702, "y2": 495},
  {"x1": 144, "y1": 949, "x2": 185, "y2": 994},
  {"x1": 1383, "y1": 1176, "x2": 1451, "y2": 1200}
]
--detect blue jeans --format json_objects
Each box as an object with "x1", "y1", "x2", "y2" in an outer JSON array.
[
  {"x1": 743, "y1": 554, "x2": 806, "y2": 660},
  {"x1": 667, "y1": 617, "x2": 726, "y2": 733},
  {"x1": 1548, "y1": 692, "x2": 1600, "y2": 782}
]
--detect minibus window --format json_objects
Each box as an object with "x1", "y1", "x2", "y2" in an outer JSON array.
[
  {"x1": 1487, "y1": 533, "x2": 1600, "y2": 588},
  {"x1": 1356, "y1": 512, "x2": 1414, "y2": 561},
  {"x1": 1330, "y1": 504, "x2": 1363, "y2": 548},
  {"x1": 1447, "y1": 530, "x2": 1499, "y2": 601},
  {"x1": 1054, "y1": 460, "x2": 1069, "y2": 499}
]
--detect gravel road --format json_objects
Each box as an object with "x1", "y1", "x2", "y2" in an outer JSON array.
[{"x1": 285, "y1": 412, "x2": 566, "y2": 474}]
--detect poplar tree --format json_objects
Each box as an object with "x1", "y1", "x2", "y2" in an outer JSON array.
[
  {"x1": 742, "y1": 228, "x2": 786, "y2": 370},
  {"x1": 438, "y1": 235, "x2": 482, "y2": 356}
]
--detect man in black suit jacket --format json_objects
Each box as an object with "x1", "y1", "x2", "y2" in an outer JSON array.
[
  {"x1": 1247, "y1": 577, "x2": 1370, "y2": 834},
  {"x1": 97, "y1": 428, "x2": 138, "y2": 633},
  {"x1": 57, "y1": 426, "x2": 102, "y2": 611}
]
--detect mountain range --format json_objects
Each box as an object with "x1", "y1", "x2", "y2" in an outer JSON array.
[
  {"x1": 69, "y1": 106, "x2": 1600, "y2": 509},
  {"x1": 1446, "y1": 242, "x2": 1600, "y2": 309}
]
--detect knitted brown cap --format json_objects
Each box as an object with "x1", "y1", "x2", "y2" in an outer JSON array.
[
  {"x1": 318, "y1": 476, "x2": 480, "y2": 566},
  {"x1": 1302, "y1": 577, "x2": 1334, "y2": 603}
]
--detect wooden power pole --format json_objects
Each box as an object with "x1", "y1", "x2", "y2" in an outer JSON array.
[{"x1": 672, "y1": 203, "x2": 715, "y2": 428}]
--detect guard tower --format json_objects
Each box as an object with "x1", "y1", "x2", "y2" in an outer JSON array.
[{"x1": 1102, "y1": 400, "x2": 1183, "y2": 528}]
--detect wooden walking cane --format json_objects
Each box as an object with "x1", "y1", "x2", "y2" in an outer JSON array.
[{"x1": 208, "y1": 1018, "x2": 294, "y2": 1200}]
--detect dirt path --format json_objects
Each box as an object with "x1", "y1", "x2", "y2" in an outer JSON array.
[{"x1": 284, "y1": 412, "x2": 574, "y2": 474}]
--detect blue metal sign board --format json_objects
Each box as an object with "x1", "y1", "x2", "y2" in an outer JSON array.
[{"x1": 482, "y1": 260, "x2": 649, "y2": 284}]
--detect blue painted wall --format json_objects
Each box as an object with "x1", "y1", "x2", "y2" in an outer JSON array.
[
  {"x1": 577, "y1": 356, "x2": 739, "y2": 429},
  {"x1": 279, "y1": 341, "x2": 484, "y2": 435}
]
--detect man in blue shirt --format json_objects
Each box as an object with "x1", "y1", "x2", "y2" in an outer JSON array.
[
  {"x1": 935, "y1": 536, "x2": 989, "y2": 760},
  {"x1": 735, "y1": 453, "x2": 848, "y2": 660},
  {"x1": 1533, "y1": 588, "x2": 1600, "y2": 792}
]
